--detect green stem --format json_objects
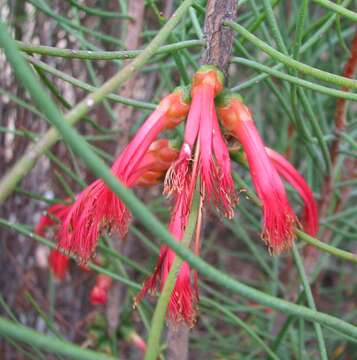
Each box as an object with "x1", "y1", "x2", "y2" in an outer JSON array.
[
  {"x1": 313, "y1": 0, "x2": 357, "y2": 22},
  {"x1": 17, "y1": 40, "x2": 204, "y2": 60},
  {"x1": 26, "y1": 55, "x2": 155, "y2": 110},
  {"x1": 144, "y1": 188, "x2": 200, "y2": 360},
  {"x1": 297, "y1": 230, "x2": 357, "y2": 264},
  {"x1": 225, "y1": 20, "x2": 357, "y2": 89},
  {"x1": 0, "y1": 0, "x2": 194, "y2": 204},
  {"x1": 231, "y1": 57, "x2": 357, "y2": 100},
  {"x1": 0, "y1": 317, "x2": 115, "y2": 360},
  {"x1": 292, "y1": 245, "x2": 328, "y2": 360}
]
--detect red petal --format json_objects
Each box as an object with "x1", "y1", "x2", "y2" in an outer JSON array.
[
  {"x1": 266, "y1": 148, "x2": 319, "y2": 237},
  {"x1": 234, "y1": 119, "x2": 297, "y2": 253}
]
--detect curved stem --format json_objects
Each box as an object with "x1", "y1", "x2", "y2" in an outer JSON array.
[
  {"x1": 17, "y1": 40, "x2": 204, "y2": 60},
  {"x1": 231, "y1": 57, "x2": 357, "y2": 101},
  {"x1": 225, "y1": 20, "x2": 357, "y2": 89},
  {"x1": 26, "y1": 55, "x2": 155, "y2": 110},
  {"x1": 297, "y1": 230, "x2": 357, "y2": 264},
  {"x1": 313, "y1": 0, "x2": 357, "y2": 22},
  {"x1": 0, "y1": 317, "x2": 115, "y2": 360}
]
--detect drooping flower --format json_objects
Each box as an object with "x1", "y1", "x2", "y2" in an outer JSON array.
[
  {"x1": 90, "y1": 274, "x2": 113, "y2": 305},
  {"x1": 58, "y1": 90, "x2": 189, "y2": 262},
  {"x1": 265, "y1": 148, "x2": 318, "y2": 237},
  {"x1": 135, "y1": 190, "x2": 198, "y2": 326},
  {"x1": 217, "y1": 94, "x2": 301, "y2": 254},
  {"x1": 165, "y1": 66, "x2": 237, "y2": 218},
  {"x1": 48, "y1": 250, "x2": 69, "y2": 281}
]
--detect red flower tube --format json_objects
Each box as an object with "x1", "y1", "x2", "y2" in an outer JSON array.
[
  {"x1": 218, "y1": 95, "x2": 298, "y2": 254},
  {"x1": 265, "y1": 147, "x2": 318, "y2": 237},
  {"x1": 58, "y1": 90, "x2": 189, "y2": 262},
  {"x1": 165, "y1": 66, "x2": 237, "y2": 219}
]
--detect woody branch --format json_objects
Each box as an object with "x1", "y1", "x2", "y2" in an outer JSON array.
[{"x1": 200, "y1": 0, "x2": 237, "y2": 77}]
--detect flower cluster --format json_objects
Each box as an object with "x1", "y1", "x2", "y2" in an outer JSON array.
[{"x1": 35, "y1": 66, "x2": 318, "y2": 325}]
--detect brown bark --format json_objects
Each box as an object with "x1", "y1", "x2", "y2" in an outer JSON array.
[
  {"x1": 166, "y1": 323, "x2": 190, "y2": 360},
  {"x1": 200, "y1": 0, "x2": 237, "y2": 77}
]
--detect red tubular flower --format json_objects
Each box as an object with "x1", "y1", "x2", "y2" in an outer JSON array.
[
  {"x1": 90, "y1": 274, "x2": 113, "y2": 305},
  {"x1": 265, "y1": 148, "x2": 318, "y2": 237},
  {"x1": 165, "y1": 66, "x2": 237, "y2": 218},
  {"x1": 218, "y1": 95, "x2": 298, "y2": 254},
  {"x1": 135, "y1": 192, "x2": 197, "y2": 326},
  {"x1": 48, "y1": 250, "x2": 69, "y2": 281},
  {"x1": 59, "y1": 89, "x2": 189, "y2": 262}
]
